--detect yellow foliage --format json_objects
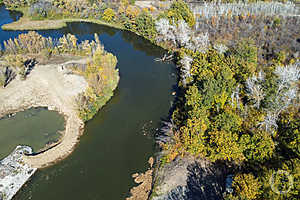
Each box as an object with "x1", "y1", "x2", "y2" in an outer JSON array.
[
  {"x1": 121, "y1": 0, "x2": 129, "y2": 7},
  {"x1": 142, "y1": 8, "x2": 149, "y2": 13},
  {"x1": 210, "y1": 130, "x2": 245, "y2": 162},
  {"x1": 126, "y1": 5, "x2": 140, "y2": 19},
  {"x1": 103, "y1": 8, "x2": 115, "y2": 22},
  {"x1": 85, "y1": 87, "x2": 97, "y2": 102},
  {"x1": 214, "y1": 91, "x2": 228, "y2": 109},
  {"x1": 232, "y1": 173, "x2": 261, "y2": 200},
  {"x1": 149, "y1": 6, "x2": 155, "y2": 12},
  {"x1": 118, "y1": 5, "x2": 126, "y2": 14},
  {"x1": 69, "y1": 34, "x2": 77, "y2": 48}
]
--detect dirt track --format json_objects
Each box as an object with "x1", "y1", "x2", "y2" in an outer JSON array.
[{"x1": 0, "y1": 60, "x2": 88, "y2": 168}]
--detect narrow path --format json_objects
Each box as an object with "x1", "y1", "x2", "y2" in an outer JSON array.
[{"x1": 0, "y1": 60, "x2": 88, "y2": 168}]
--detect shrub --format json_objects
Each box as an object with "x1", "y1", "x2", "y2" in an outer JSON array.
[{"x1": 3, "y1": 0, "x2": 28, "y2": 8}]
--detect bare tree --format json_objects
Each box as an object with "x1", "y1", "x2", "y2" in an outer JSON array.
[
  {"x1": 180, "y1": 55, "x2": 193, "y2": 86},
  {"x1": 246, "y1": 73, "x2": 265, "y2": 108}
]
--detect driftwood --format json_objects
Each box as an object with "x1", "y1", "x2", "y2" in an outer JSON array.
[{"x1": 155, "y1": 54, "x2": 174, "y2": 62}]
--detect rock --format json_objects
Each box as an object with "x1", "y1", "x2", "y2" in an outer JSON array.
[
  {"x1": 132, "y1": 173, "x2": 139, "y2": 178},
  {"x1": 0, "y1": 146, "x2": 37, "y2": 200},
  {"x1": 152, "y1": 156, "x2": 227, "y2": 200},
  {"x1": 148, "y1": 157, "x2": 154, "y2": 168},
  {"x1": 126, "y1": 157, "x2": 154, "y2": 200}
]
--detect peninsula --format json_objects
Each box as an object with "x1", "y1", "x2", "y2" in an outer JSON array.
[{"x1": 0, "y1": 32, "x2": 120, "y2": 168}]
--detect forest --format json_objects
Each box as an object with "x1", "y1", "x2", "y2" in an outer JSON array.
[
  {"x1": 0, "y1": 0, "x2": 299, "y2": 199},
  {"x1": 154, "y1": 1, "x2": 300, "y2": 199}
]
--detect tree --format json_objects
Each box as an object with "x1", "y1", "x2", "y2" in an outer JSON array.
[
  {"x1": 135, "y1": 11, "x2": 157, "y2": 40},
  {"x1": 155, "y1": 18, "x2": 176, "y2": 44},
  {"x1": 240, "y1": 130, "x2": 275, "y2": 162},
  {"x1": 167, "y1": 0, "x2": 195, "y2": 28},
  {"x1": 102, "y1": 8, "x2": 115, "y2": 22},
  {"x1": 227, "y1": 173, "x2": 261, "y2": 200},
  {"x1": 174, "y1": 20, "x2": 192, "y2": 47}
]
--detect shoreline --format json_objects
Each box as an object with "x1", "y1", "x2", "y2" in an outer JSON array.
[
  {"x1": 1, "y1": 7, "x2": 124, "y2": 31},
  {"x1": 1, "y1": 17, "x2": 124, "y2": 31},
  {"x1": 0, "y1": 6, "x2": 171, "y2": 51},
  {"x1": 0, "y1": 60, "x2": 88, "y2": 169},
  {"x1": 0, "y1": 4, "x2": 167, "y2": 198}
]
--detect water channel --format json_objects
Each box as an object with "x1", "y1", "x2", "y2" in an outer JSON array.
[{"x1": 0, "y1": 5, "x2": 177, "y2": 200}]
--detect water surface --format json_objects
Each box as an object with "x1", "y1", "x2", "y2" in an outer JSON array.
[
  {"x1": 0, "y1": 108, "x2": 64, "y2": 159},
  {"x1": 0, "y1": 5, "x2": 177, "y2": 200}
]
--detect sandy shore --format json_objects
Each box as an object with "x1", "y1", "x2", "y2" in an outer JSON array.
[{"x1": 0, "y1": 60, "x2": 88, "y2": 168}]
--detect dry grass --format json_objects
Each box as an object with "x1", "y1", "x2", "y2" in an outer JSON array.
[
  {"x1": 2, "y1": 17, "x2": 67, "y2": 30},
  {"x1": 1, "y1": 7, "x2": 124, "y2": 31}
]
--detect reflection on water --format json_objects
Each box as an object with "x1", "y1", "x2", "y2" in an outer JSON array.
[{"x1": 0, "y1": 5, "x2": 177, "y2": 200}]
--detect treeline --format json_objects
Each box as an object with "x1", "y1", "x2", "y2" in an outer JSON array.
[
  {"x1": 2, "y1": 0, "x2": 196, "y2": 44},
  {"x1": 0, "y1": 32, "x2": 119, "y2": 121}
]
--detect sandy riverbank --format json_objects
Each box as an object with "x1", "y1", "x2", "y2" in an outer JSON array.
[{"x1": 0, "y1": 59, "x2": 88, "y2": 168}]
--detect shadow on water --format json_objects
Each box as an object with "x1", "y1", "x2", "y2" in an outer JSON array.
[{"x1": 0, "y1": 5, "x2": 177, "y2": 200}]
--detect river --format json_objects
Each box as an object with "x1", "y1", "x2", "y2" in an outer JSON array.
[{"x1": 0, "y1": 5, "x2": 177, "y2": 200}]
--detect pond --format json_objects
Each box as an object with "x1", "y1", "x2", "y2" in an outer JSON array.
[
  {"x1": 0, "y1": 5, "x2": 177, "y2": 200},
  {"x1": 0, "y1": 108, "x2": 64, "y2": 159}
]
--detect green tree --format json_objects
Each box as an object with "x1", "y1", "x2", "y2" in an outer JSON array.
[
  {"x1": 240, "y1": 130, "x2": 275, "y2": 162},
  {"x1": 167, "y1": 0, "x2": 195, "y2": 28},
  {"x1": 135, "y1": 11, "x2": 157, "y2": 40}
]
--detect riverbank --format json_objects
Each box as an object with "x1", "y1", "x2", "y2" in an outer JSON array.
[
  {"x1": 1, "y1": 16, "x2": 124, "y2": 31},
  {"x1": 1, "y1": 7, "x2": 123, "y2": 31},
  {"x1": 0, "y1": 59, "x2": 88, "y2": 168},
  {"x1": 0, "y1": 2, "x2": 179, "y2": 198}
]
